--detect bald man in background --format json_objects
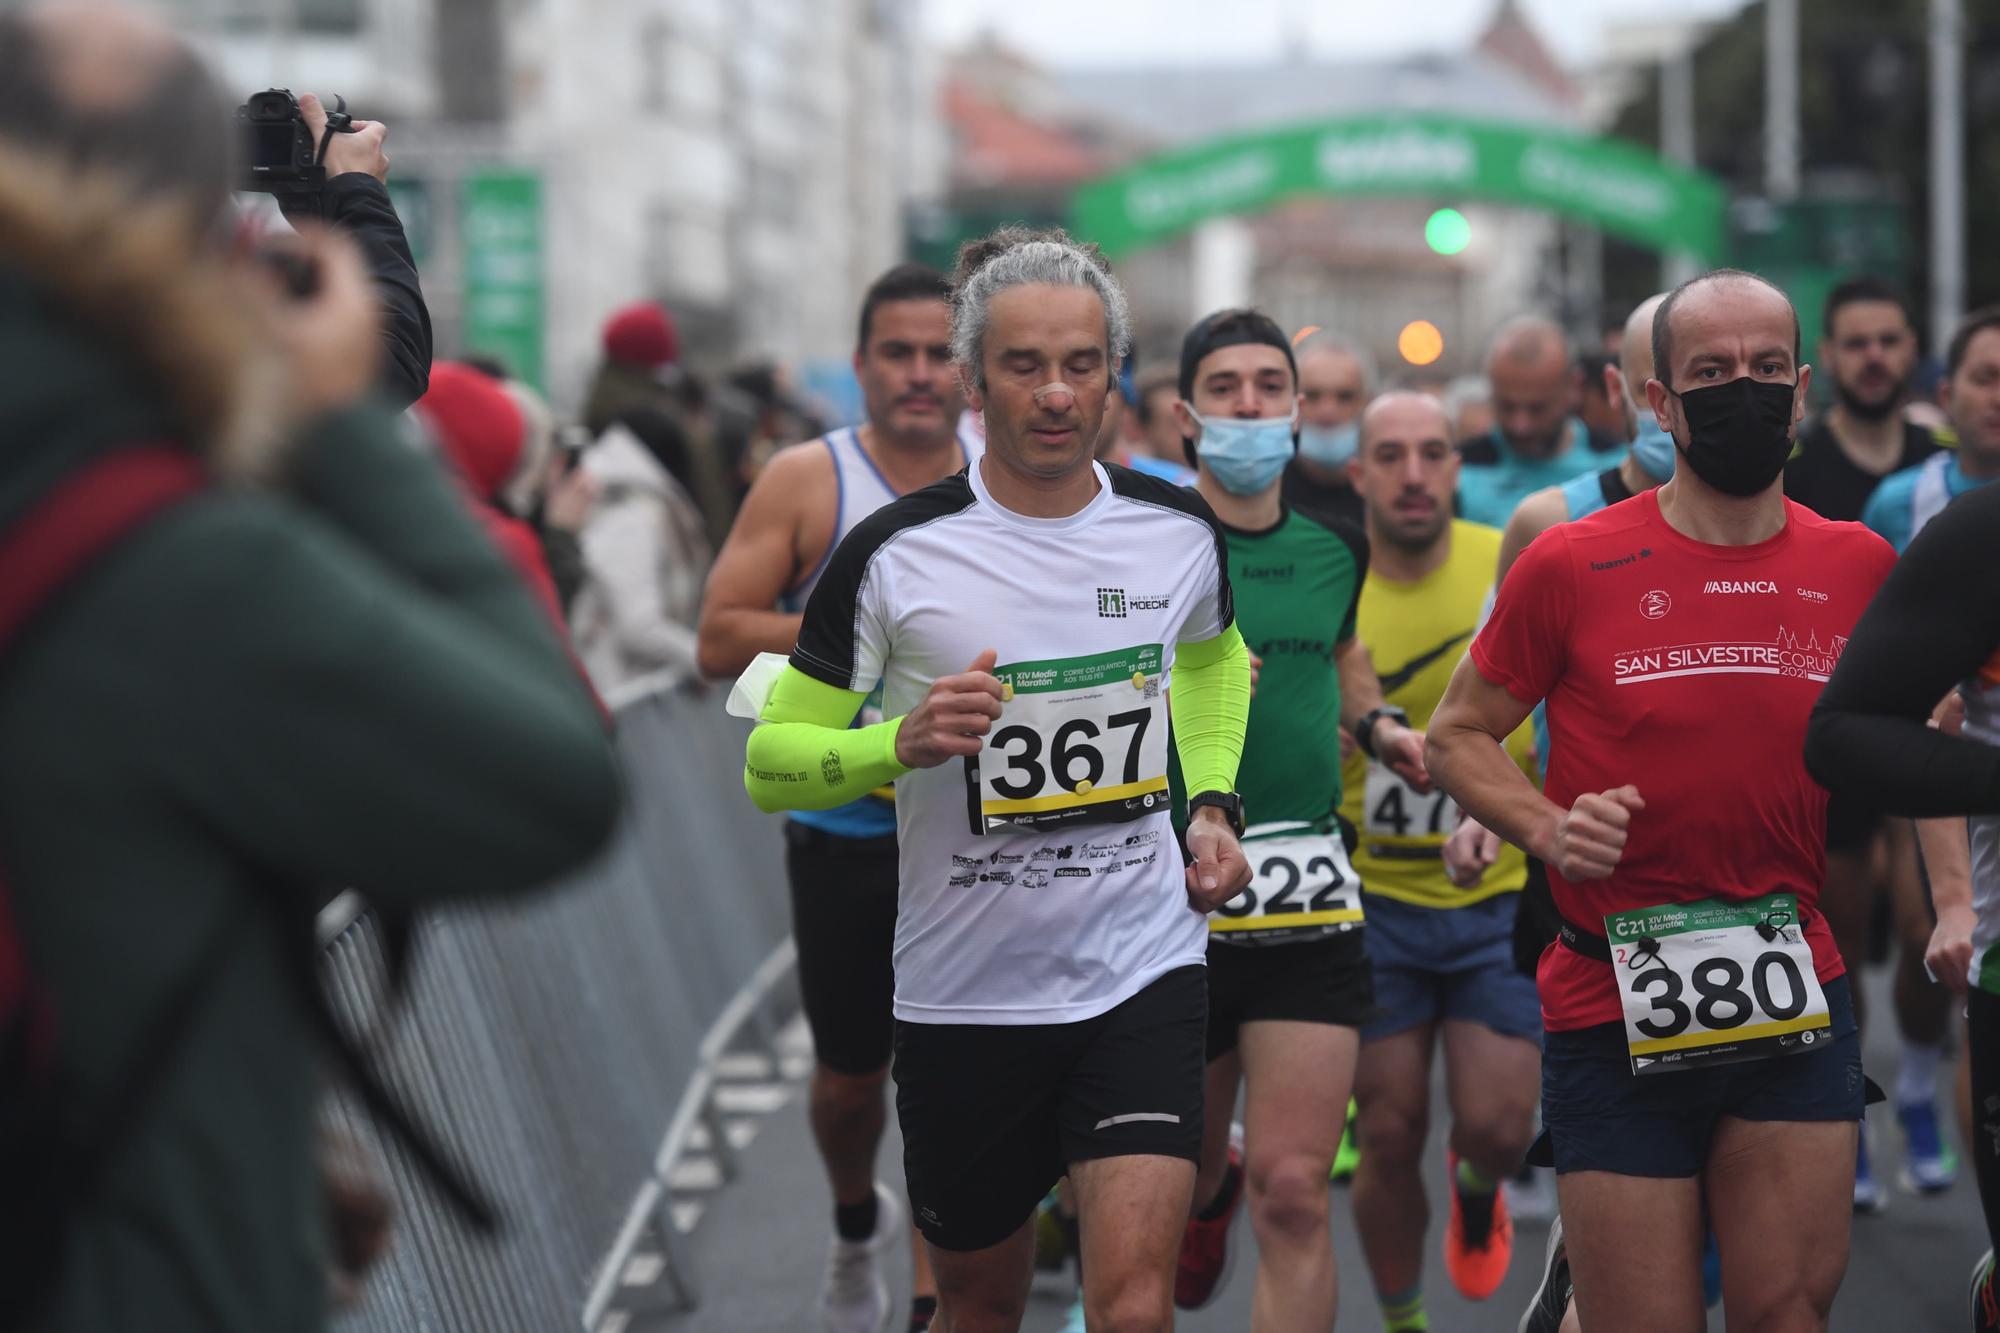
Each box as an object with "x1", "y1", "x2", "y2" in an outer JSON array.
[
  {"x1": 1496, "y1": 295, "x2": 1672, "y2": 583},
  {"x1": 1456, "y1": 318, "x2": 1620, "y2": 528}
]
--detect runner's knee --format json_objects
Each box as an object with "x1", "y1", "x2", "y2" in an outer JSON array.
[
  {"x1": 1245, "y1": 1153, "x2": 1330, "y2": 1243},
  {"x1": 812, "y1": 1064, "x2": 887, "y2": 1118},
  {"x1": 1453, "y1": 1100, "x2": 1538, "y2": 1168},
  {"x1": 1085, "y1": 1279, "x2": 1173, "y2": 1333},
  {"x1": 1356, "y1": 1095, "x2": 1427, "y2": 1165},
  {"x1": 938, "y1": 1291, "x2": 1031, "y2": 1333}
]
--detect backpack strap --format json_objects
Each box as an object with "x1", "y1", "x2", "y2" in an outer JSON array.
[
  {"x1": 0, "y1": 446, "x2": 203, "y2": 1072},
  {"x1": 0, "y1": 446, "x2": 204, "y2": 647}
]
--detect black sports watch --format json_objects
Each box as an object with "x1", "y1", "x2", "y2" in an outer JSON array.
[
  {"x1": 1353, "y1": 705, "x2": 1411, "y2": 761},
  {"x1": 1188, "y1": 790, "x2": 1245, "y2": 835}
]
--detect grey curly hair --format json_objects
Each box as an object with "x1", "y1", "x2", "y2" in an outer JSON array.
[{"x1": 949, "y1": 226, "x2": 1132, "y2": 390}]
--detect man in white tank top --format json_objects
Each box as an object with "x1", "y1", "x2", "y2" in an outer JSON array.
[{"x1": 697, "y1": 264, "x2": 977, "y2": 1333}]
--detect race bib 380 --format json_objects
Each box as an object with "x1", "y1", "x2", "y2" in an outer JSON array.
[{"x1": 1606, "y1": 892, "x2": 1831, "y2": 1076}]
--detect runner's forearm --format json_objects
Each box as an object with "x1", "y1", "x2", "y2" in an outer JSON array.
[
  {"x1": 1333, "y1": 637, "x2": 1385, "y2": 732},
  {"x1": 1427, "y1": 662, "x2": 1563, "y2": 862},
  {"x1": 1172, "y1": 623, "x2": 1251, "y2": 796},
  {"x1": 1806, "y1": 483, "x2": 2000, "y2": 815},
  {"x1": 1917, "y1": 817, "x2": 1975, "y2": 917},
  {"x1": 745, "y1": 664, "x2": 907, "y2": 812}
]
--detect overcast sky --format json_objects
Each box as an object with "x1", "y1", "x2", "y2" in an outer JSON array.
[{"x1": 923, "y1": 0, "x2": 1751, "y2": 69}]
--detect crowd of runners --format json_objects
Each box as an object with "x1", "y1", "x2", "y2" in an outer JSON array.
[{"x1": 708, "y1": 225, "x2": 2000, "y2": 1333}]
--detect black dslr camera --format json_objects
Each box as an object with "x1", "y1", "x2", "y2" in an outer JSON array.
[{"x1": 236, "y1": 88, "x2": 353, "y2": 217}]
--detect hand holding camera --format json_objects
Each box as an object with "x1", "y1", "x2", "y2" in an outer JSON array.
[{"x1": 300, "y1": 92, "x2": 389, "y2": 184}]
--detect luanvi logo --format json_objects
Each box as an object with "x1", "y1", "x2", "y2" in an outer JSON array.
[
  {"x1": 1240, "y1": 563, "x2": 1295, "y2": 582},
  {"x1": 1589, "y1": 548, "x2": 1654, "y2": 573}
]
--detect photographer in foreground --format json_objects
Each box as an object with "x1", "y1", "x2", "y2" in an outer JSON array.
[{"x1": 0, "y1": 9, "x2": 618, "y2": 1332}]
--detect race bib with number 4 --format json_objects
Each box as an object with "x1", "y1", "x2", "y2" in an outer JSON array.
[
  {"x1": 1606, "y1": 892, "x2": 1831, "y2": 1076},
  {"x1": 1362, "y1": 763, "x2": 1459, "y2": 858},
  {"x1": 964, "y1": 645, "x2": 1169, "y2": 835},
  {"x1": 1209, "y1": 821, "x2": 1364, "y2": 945}
]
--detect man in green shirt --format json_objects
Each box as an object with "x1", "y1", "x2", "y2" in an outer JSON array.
[{"x1": 1168, "y1": 309, "x2": 1429, "y2": 1330}]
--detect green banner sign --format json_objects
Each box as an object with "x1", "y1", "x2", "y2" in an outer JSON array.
[
  {"x1": 1070, "y1": 113, "x2": 1727, "y2": 261},
  {"x1": 461, "y1": 168, "x2": 544, "y2": 388}
]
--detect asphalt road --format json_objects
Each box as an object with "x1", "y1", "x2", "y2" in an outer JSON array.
[{"x1": 631, "y1": 966, "x2": 1986, "y2": 1332}]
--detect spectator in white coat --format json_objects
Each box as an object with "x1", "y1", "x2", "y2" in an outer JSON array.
[{"x1": 573, "y1": 405, "x2": 713, "y2": 696}]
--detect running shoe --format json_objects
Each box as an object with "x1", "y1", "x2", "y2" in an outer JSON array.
[
  {"x1": 1173, "y1": 1144, "x2": 1244, "y2": 1309},
  {"x1": 819, "y1": 1182, "x2": 896, "y2": 1333},
  {"x1": 1331, "y1": 1097, "x2": 1360, "y2": 1184},
  {"x1": 1897, "y1": 1099, "x2": 1961, "y2": 1194},
  {"x1": 1504, "y1": 1162, "x2": 1559, "y2": 1222},
  {"x1": 1515, "y1": 1214, "x2": 1570, "y2": 1333},
  {"x1": 1444, "y1": 1149, "x2": 1514, "y2": 1301},
  {"x1": 1973, "y1": 1248, "x2": 1999, "y2": 1333},
  {"x1": 1854, "y1": 1125, "x2": 1885, "y2": 1214}
]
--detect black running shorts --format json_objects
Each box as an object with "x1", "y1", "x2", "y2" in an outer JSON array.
[
  {"x1": 784, "y1": 820, "x2": 898, "y2": 1075},
  {"x1": 1204, "y1": 929, "x2": 1374, "y2": 1062},
  {"x1": 893, "y1": 964, "x2": 1207, "y2": 1252}
]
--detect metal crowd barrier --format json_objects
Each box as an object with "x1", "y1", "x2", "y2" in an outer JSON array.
[{"x1": 324, "y1": 679, "x2": 797, "y2": 1332}]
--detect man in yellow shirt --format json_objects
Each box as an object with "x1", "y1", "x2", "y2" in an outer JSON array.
[{"x1": 1339, "y1": 393, "x2": 1541, "y2": 1333}]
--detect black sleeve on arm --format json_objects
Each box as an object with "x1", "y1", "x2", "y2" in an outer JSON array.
[
  {"x1": 1805, "y1": 484, "x2": 2000, "y2": 815},
  {"x1": 325, "y1": 173, "x2": 433, "y2": 409}
]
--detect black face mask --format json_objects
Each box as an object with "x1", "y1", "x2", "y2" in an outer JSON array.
[{"x1": 1668, "y1": 375, "x2": 1797, "y2": 497}]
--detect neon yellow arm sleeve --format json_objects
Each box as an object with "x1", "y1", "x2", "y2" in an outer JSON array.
[
  {"x1": 1171, "y1": 622, "x2": 1250, "y2": 798},
  {"x1": 743, "y1": 665, "x2": 911, "y2": 813}
]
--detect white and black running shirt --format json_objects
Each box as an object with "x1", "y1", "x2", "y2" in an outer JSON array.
[{"x1": 790, "y1": 458, "x2": 1234, "y2": 1025}]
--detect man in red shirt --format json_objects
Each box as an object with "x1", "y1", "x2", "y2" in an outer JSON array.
[{"x1": 1427, "y1": 269, "x2": 1895, "y2": 1333}]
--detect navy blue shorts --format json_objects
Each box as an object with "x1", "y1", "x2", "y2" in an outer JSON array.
[
  {"x1": 1534, "y1": 974, "x2": 1865, "y2": 1178},
  {"x1": 1360, "y1": 892, "x2": 1542, "y2": 1044}
]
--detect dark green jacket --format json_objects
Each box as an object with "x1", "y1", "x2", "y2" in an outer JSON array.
[{"x1": 0, "y1": 251, "x2": 619, "y2": 1330}]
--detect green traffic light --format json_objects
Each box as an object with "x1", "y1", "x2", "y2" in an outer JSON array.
[{"x1": 1425, "y1": 208, "x2": 1471, "y2": 256}]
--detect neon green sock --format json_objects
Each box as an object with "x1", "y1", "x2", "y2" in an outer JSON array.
[
  {"x1": 1379, "y1": 1286, "x2": 1426, "y2": 1332},
  {"x1": 1454, "y1": 1157, "x2": 1497, "y2": 1195}
]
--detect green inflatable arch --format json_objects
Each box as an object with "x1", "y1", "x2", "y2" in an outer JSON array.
[{"x1": 1069, "y1": 112, "x2": 1727, "y2": 262}]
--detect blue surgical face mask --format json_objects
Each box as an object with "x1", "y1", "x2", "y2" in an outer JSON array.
[
  {"x1": 1623, "y1": 384, "x2": 1677, "y2": 483},
  {"x1": 1190, "y1": 408, "x2": 1296, "y2": 495},
  {"x1": 1296, "y1": 421, "x2": 1359, "y2": 471},
  {"x1": 1629, "y1": 420, "x2": 1677, "y2": 483}
]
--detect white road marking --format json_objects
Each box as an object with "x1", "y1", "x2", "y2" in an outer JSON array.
[
  {"x1": 667, "y1": 1155, "x2": 723, "y2": 1191},
  {"x1": 620, "y1": 1253, "x2": 665, "y2": 1287},
  {"x1": 714, "y1": 1082, "x2": 789, "y2": 1114}
]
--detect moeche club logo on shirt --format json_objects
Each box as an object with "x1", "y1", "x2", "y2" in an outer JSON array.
[
  {"x1": 1097, "y1": 587, "x2": 1172, "y2": 618},
  {"x1": 1612, "y1": 625, "x2": 1848, "y2": 685}
]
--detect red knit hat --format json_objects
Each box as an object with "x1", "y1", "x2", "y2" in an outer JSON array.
[
  {"x1": 415, "y1": 362, "x2": 525, "y2": 500},
  {"x1": 602, "y1": 301, "x2": 680, "y2": 369}
]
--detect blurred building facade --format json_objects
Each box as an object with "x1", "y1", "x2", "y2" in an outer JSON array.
[{"x1": 178, "y1": 0, "x2": 942, "y2": 407}]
